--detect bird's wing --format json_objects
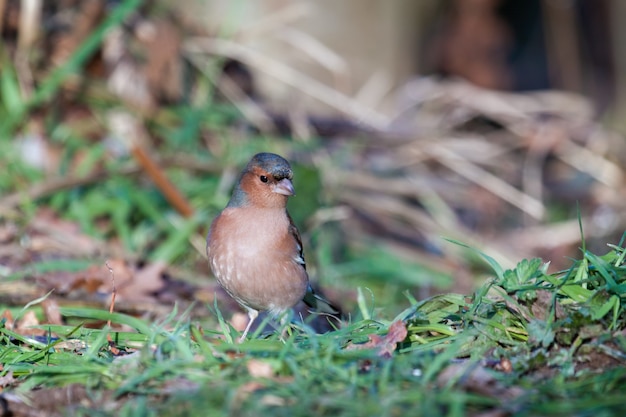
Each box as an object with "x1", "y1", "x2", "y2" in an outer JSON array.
[
  {"x1": 287, "y1": 212, "x2": 341, "y2": 316},
  {"x1": 287, "y1": 212, "x2": 307, "y2": 270}
]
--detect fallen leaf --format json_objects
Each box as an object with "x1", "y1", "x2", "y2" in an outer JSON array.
[
  {"x1": 233, "y1": 381, "x2": 265, "y2": 405},
  {"x1": 55, "y1": 339, "x2": 87, "y2": 352},
  {"x1": 437, "y1": 362, "x2": 525, "y2": 400},
  {"x1": 531, "y1": 290, "x2": 565, "y2": 321},
  {"x1": 28, "y1": 208, "x2": 102, "y2": 257},
  {"x1": 0, "y1": 371, "x2": 16, "y2": 388},
  {"x1": 17, "y1": 310, "x2": 45, "y2": 336},
  {"x1": 118, "y1": 260, "x2": 167, "y2": 300},
  {"x1": 380, "y1": 320, "x2": 409, "y2": 356},
  {"x1": 141, "y1": 19, "x2": 183, "y2": 102},
  {"x1": 62, "y1": 259, "x2": 130, "y2": 295},
  {"x1": 42, "y1": 298, "x2": 63, "y2": 325},
  {"x1": 161, "y1": 377, "x2": 200, "y2": 394},
  {"x1": 42, "y1": 259, "x2": 163, "y2": 301},
  {"x1": 1, "y1": 310, "x2": 14, "y2": 330},
  {"x1": 0, "y1": 222, "x2": 18, "y2": 243},
  {"x1": 247, "y1": 359, "x2": 275, "y2": 378},
  {"x1": 494, "y1": 357, "x2": 513, "y2": 373},
  {"x1": 345, "y1": 320, "x2": 408, "y2": 358}
]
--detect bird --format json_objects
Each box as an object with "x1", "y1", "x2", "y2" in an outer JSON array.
[{"x1": 206, "y1": 152, "x2": 338, "y2": 342}]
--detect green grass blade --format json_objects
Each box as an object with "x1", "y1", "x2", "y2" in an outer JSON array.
[{"x1": 60, "y1": 307, "x2": 152, "y2": 335}]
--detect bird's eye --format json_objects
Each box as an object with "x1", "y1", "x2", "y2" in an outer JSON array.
[{"x1": 260, "y1": 175, "x2": 268, "y2": 183}]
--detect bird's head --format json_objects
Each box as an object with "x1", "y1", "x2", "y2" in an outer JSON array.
[{"x1": 228, "y1": 153, "x2": 296, "y2": 208}]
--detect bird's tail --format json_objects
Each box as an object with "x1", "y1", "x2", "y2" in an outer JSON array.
[{"x1": 303, "y1": 285, "x2": 341, "y2": 317}]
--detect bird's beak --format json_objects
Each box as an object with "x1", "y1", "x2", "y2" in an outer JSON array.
[{"x1": 273, "y1": 178, "x2": 295, "y2": 196}]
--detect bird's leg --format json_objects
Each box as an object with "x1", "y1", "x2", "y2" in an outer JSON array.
[
  {"x1": 239, "y1": 308, "x2": 259, "y2": 343},
  {"x1": 278, "y1": 310, "x2": 295, "y2": 341}
]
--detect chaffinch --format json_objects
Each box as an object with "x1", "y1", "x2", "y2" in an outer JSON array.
[{"x1": 206, "y1": 152, "x2": 338, "y2": 341}]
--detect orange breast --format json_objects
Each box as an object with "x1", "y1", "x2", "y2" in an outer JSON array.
[{"x1": 207, "y1": 207, "x2": 309, "y2": 315}]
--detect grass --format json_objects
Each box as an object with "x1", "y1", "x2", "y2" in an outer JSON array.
[
  {"x1": 1, "y1": 3, "x2": 626, "y2": 415},
  {"x1": 1, "y1": 238, "x2": 626, "y2": 416}
]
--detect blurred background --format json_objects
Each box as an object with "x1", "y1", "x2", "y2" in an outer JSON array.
[{"x1": 0, "y1": 0, "x2": 625, "y2": 322}]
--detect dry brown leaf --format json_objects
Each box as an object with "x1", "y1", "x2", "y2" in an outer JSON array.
[
  {"x1": 494, "y1": 357, "x2": 513, "y2": 374},
  {"x1": 233, "y1": 381, "x2": 265, "y2": 405},
  {"x1": 230, "y1": 377, "x2": 292, "y2": 410},
  {"x1": 1, "y1": 310, "x2": 14, "y2": 330},
  {"x1": 37, "y1": 258, "x2": 167, "y2": 306},
  {"x1": 55, "y1": 339, "x2": 87, "y2": 352},
  {"x1": 18, "y1": 310, "x2": 40, "y2": 327},
  {"x1": 0, "y1": 371, "x2": 16, "y2": 388},
  {"x1": 141, "y1": 19, "x2": 183, "y2": 101},
  {"x1": 161, "y1": 377, "x2": 200, "y2": 394},
  {"x1": 530, "y1": 290, "x2": 565, "y2": 321},
  {"x1": 97, "y1": 259, "x2": 133, "y2": 290},
  {"x1": 0, "y1": 222, "x2": 18, "y2": 243},
  {"x1": 437, "y1": 362, "x2": 525, "y2": 400},
  {"x1": 42, "y1": 298, "x2": 63, "y2": 325},
  {"x1": 345, "y1": 320, "x2": 408, "y2": 358},
  {"x1": 118, "y1": 260, "x2": 167, "y2": 301},
  {"x1": 28, "y1": 208, "x2": 102, "y2": 257},
  {"x1": 246, "y1": 359, "x2": 275, "y2": 379},
  {"x1": 36, "y1": 269, "x2": 100, "y2": 295},
  {"x1": 36, "y1": 258, "x2": 171, "y2": 315},
  {"x1": 15, "y1": 310, "x2": 46, "y2": 337},
  {"x1": 66, "y1": 259, "x2": 131, "y2": 295},
  {"x1": 50, "y1": 2, "x2": 104, "y2": 66}
]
